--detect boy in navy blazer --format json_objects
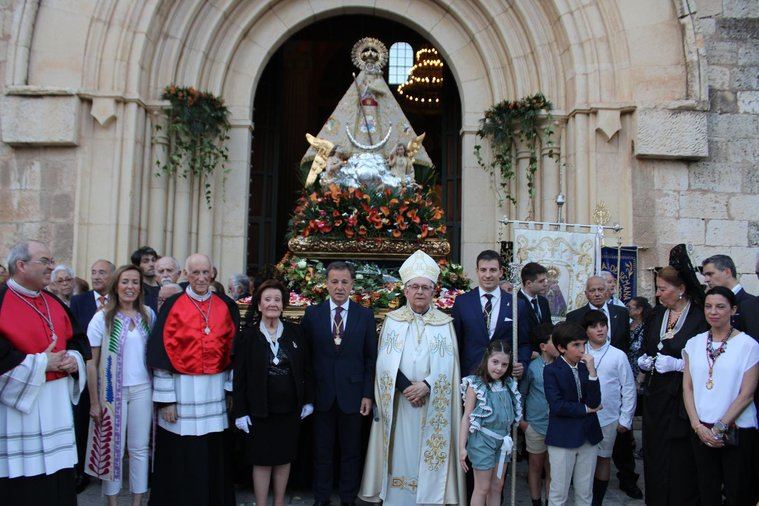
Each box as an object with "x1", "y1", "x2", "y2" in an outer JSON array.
[
  {"x1": 543, "y1": 321, "x2": 602, "y2": 506},
  {"x1": 300, "y1": 261, "x2": 377, "y2": 506}
]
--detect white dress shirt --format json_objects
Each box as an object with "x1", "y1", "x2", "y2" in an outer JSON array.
[
  {"x1": 521, "y1": 288, "x2": 542, "y2": 320},
  {"x1": 329, "y1": 298, "x2": 350, "y2": 333},
  {"x1": 585, "y1": 341, "x2": 636, "y2": 428},
  {"x1": 478, "y1": 286, "x2": 500, "y2": 338}
]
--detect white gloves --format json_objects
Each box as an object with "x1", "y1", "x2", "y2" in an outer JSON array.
[
  {"x1": 300, "y1": 403, "x2": 314, "y2": 420},
  {"x1": 654, "y1": 354, "x2": 684, "y2": 373},
  {"x1": 235, "y1": 416, "x2": 252, "y2": 434},
  {"x1": 637, "y1": 354, "x2": 654, "y2": 372}
]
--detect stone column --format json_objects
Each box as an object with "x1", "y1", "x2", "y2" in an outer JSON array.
[
  {"x1": 460, "y1": 129, "x2": 497, "y2": 272},
  {"x1": 171, "y1": 165, "x2": 192, "y2": 264},
  {"x1": 515, "y1": 138, "x2": 532, "y2": 220},
  {"x1": 573, "y1": 113, "x2": 590, "y2": 224},
  {"x1": 541, "y1": 131, "x2": 560, "y2": 223},
  {"x1": 147, "y1": 110, "x2": 168, "y2": 253}
]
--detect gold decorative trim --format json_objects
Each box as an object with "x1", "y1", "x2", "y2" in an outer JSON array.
[{"x1": 287, "y1": 236, "x2": 450, "y2": 259}]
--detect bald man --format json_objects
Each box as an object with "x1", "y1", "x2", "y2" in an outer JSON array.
[
  {"x1": 147, "y1": 254, "x2": 239, "y2": 505},
  {"x1": 566, "y1": 276, "x2": 630, "y2": 352}
]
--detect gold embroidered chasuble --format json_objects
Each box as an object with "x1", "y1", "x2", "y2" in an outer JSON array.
[{"x1": 359, "y1": 304, "x2": 465, "y2": 505}]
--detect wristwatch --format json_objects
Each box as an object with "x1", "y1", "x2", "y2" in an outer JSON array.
[{"x1": 713, "y1": 420, "x2": 728, "y2": 434}]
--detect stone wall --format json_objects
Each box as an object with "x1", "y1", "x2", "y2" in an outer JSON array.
[
  {"x1": 635, "y1": 0, "x2": 759, "y2": 296},
  {"x1": 0, "y1": 1, "x2": 79, "y2": 266}
]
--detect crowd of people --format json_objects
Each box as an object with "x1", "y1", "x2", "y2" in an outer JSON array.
[{"x1": 0, "y1": 240, "x2": 757, "y2": 506}]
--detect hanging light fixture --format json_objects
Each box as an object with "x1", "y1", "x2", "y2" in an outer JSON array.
[{"x1": 397, "y1": 47, "x2": 443, "y2": 106}]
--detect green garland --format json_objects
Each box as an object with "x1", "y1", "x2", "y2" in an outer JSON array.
[
  {"x1": 155, "y1": 85, "x2": 230, "y2": 207},
  {"x1": 474, "y1": 93, "x2": 556, "y2": 205}
]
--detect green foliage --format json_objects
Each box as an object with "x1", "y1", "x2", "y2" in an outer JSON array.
[
  {"x1": 474, "y1": 93, "x2": 556, "y2": 205},
  {"x1": 155, "y1": 85, "x2": 230, "y2": 207}
]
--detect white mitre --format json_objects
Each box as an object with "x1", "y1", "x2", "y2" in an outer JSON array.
[{"x1": 399, "y1": 250, "x2": 440, "y2": 285}]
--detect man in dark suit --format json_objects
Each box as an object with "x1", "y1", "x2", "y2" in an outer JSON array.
[
  {"x1": 301, "y1": 261, "x2": 377, "y2": 506},
  {"x1": 566, "y1": 276, "x2": 631, "y2": 353},
  {"x1": 68, "y1": 258, "x2": 114, "y2": 493},
  {"x1": 565, "y1": 275, "x2": 640, "y2": 498},
  {"x1": 452, "y1": 250, "x2": 529, "y2": 377},
  {"x1": 517, "y1": 262, "x2": 552, "y2": 338},
  {"x1": 701, "y1": 254, "x2": 752, "y2": 330}
]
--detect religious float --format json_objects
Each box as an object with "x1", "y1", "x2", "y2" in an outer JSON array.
[{"x1": 238, "y1": 38, "x2": 470, "y2": 321}]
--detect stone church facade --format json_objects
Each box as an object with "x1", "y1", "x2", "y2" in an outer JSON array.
[{"x1": 0, "y1": 0, "x2": 756, "y2": 294}]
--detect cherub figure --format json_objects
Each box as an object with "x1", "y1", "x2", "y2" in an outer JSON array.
[
  {"x1": 387, "y1": 143, "x2": 414, "y2": 181},
  {"x1": 320, "y1": 145, "x2": 349, "y2": 187}
]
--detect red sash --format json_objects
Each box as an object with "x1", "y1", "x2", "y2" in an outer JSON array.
[
  {"x1": 163, "y1": 294, "x2": 234, "y2": 375},
  {"x1": 0, "y1": 290, "x2": 73, "y2": 380}
]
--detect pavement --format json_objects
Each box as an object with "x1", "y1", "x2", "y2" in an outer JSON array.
[{"x1": 78, "y1": 428, "x2": 646, "y2": 505}]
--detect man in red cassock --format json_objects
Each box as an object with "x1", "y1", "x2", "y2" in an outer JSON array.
[
  {"x1": 147, "y1": 253, "x2": 239, "y2": 505},
  {"x1": 0, "y1": 240, "x2": 91, "y2": 505}
]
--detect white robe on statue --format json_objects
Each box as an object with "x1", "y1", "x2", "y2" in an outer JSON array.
[{"x1": 359, "y1": 304, "x2": 465, "y2": 505}]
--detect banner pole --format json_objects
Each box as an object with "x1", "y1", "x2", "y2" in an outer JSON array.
[{"x1": 510, "y1": 243, "x2": 519, "y2": 506}]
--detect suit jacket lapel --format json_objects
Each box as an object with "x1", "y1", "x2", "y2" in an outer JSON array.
[
  {"x1": 469, "y1": 290, "x2": 488, "y2": 335},
  {"x1": 494, "y1": 291, "x2": 512, "y2": 335},
  {"x1": 343, "y1": 301, "x2": 359, "y2": 343}
]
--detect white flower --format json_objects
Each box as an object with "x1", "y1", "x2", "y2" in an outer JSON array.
[
  {"x1": 296, "y1": 259, "x2": 307, "y2": 269},
  {"x1": 356, "y1": 273, "x2": 364, "y2": 280}
]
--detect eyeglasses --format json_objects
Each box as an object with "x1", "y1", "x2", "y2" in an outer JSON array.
[
  {"x1": 407, "y1": 284, "x2": 434, "y2": 293},
  {"x1": 28, "y1": 257, "x2": 55, "y2": 267}
]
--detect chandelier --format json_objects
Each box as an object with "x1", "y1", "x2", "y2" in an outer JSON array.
[{"x1": 397, "y1": 47, "x2": 443, "y2": 105}]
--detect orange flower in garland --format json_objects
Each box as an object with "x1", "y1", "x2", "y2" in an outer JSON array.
[{"x1": 286, "y1": 185, "x2": 446, "y2": 241}]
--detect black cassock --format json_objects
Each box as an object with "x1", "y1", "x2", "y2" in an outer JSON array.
[{"x1": 641, "y1": 304, "x2": 707, "y2": 505}]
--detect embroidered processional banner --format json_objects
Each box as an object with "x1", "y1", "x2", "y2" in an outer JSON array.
[
  {"x1": 514, "y1": 227, "x2": 601, "y2": 318},
  {"x1": 601, "y1": 246, "x2": 638, "y2": 304}
]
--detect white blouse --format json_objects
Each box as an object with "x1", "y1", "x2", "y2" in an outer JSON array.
[
  {"x1": 87, "y1": 309, "x2": 153, "y2": 387},
  {"x1": 683, "y1": 331, "x2": 759, "y2": 428}
]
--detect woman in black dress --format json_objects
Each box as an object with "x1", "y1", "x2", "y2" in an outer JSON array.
[
  {"x1": 233, "y1": 279, "x2": 313, "y2": 506},
  {"x1": 637, "y1": 253, "x2": 708, "y2": 505}
]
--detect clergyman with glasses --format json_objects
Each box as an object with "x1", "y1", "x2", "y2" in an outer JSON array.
[{"x1": 360, "y1": 250, "x2": 465, "y2": 505}]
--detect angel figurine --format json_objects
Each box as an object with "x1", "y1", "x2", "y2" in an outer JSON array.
[
  {"x1": 304, "y1": 133, "x2": 334, "y2": 187},
  {"x1": 319, "y1": 145, "x2": 349, "y2": 187},
  {"x1": 387, "y1": 133, "x2": 426, "y2": 183}
]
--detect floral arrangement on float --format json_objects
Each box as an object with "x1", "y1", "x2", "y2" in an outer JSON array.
[
  {"x1": 287, "y1": 184, "x2": 446, "y2": 241},
  {"x1": 265, "y1": 255, "x2": 471, "y2": 311},
  {"x1": 155, "y1": 85, "x2": 230, "y2": 207}
]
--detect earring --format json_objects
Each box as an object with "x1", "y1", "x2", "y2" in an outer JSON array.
[{"x1": 677, "y1": 293, "x2": 683, "y2": 300}]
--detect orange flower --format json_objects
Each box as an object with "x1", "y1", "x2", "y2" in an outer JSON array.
[
  {"x1": 407, "y1": 209, "x2": 421, "y2": 224},
  {"x1": 432, "y1": 209, "x2": 443, "y2": 220},
  {"x1": 358, "y1": 225, "x2": 367, "y2": 236},
  {"x1": 380, "y1": 206, "x2": 390, "y2": 216},
  {"x1": 392, "y1": 229, "x2": 402, "y2": 238},
  {"x1": 345, "y1": 228, "x2": 355, "y2": 238}
]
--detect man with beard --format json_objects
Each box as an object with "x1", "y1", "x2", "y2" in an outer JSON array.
[{"x1": 131, "y1": 246, "x2": 159, "y2": 312}]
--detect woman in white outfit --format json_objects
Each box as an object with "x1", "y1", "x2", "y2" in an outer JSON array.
[{"x1": 85, "y1": 264, "x2": 155, "y2": 506}]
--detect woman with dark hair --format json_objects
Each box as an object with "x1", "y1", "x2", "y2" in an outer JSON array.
[
  {"x1": 233, "y1": 279, "x2": 313, "y2": 506},
  {"x1": 627, "y1": 296, "x2": 653, "y2": 382},
  {"x1": 638, "y1": 258, "x2": 708, "y2": 505},
  {"x1": 84, "y1": 265, "x2": 155, "y2": 506},
  {"x1": 683, "y1": 286, "x2": 758, "y2": 505}
]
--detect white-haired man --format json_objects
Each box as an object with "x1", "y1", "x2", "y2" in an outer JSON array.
[
  {"x1": 147, "y1": 253, "x2": 239, "y2": 505},
  {"x1": 360, "y1": 250, "x2": 465, "y2": 505},
  {"x1": 599, "y1": 270, "x2": 626, "y2": 308},
  {"x1": 0, "y1": 240, "x2": 91, "y2": 504},
  {"x1": 156, "y1": 256, "x2": 181, "y2": 286},
  {"x1": 227, "y1": 273, "x2": 250, "y2": 301}
]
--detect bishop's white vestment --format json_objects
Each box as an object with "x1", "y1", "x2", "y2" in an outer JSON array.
[{"x1": 359, "y1": 304, "x2": 465, "y2": 505}]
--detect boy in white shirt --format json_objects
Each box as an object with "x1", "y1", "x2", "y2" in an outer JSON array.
[{"x1": 582, "y1": 310, "x2": 636, "y2": 505}]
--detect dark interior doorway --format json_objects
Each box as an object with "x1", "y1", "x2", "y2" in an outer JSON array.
[{"x1": 247, "y1": 15, "x2": 462, "y2": 276}]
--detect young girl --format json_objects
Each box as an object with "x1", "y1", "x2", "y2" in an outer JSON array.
[{"x1": 459, "y1": 340, "x2": 522, "y2": 506}]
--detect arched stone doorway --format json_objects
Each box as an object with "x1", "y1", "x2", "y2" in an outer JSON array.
[
  {"x1": 246, "y1": 15, "x2": 462, "y2": 275},
  {"x1": 3, "y1": 0, "x2": 703, "y2": 288}
]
